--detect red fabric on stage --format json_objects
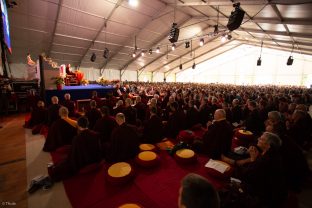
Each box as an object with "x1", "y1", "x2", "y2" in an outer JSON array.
[{"x1": 51, "y1": 151, "x2": 227, "y2": 208}]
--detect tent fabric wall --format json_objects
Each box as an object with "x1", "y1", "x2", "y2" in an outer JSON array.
[
  {"x1": 79, "y1": 67, "x2": 100, "y2": 81},
  {"x1": 176, "y1": 45, "x2": 312, "y2": 86}
]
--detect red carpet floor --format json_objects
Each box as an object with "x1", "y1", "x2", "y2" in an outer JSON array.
[{"x1": 51, "y1": 150, "x2": 227, "y2": 208}]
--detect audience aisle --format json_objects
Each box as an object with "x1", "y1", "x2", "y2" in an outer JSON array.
[{"x1": 26, "y1": 124, "x2": 71, "y2": 208}]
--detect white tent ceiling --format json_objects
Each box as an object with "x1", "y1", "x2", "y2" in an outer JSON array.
[{"x1": 7, "y1": 0, "x2": 312, "y2": 75}]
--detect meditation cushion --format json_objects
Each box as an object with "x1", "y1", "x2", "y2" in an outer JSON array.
[
  {"x1": 136, "y1": 151, "x2": 159, "y2": 167},
  {"x1": 139, "y1": 144, "x2": 157, "y2": 152},
  {"x1": 205, "y1": 159, "x2": 232, "y2": 179},
  {"x1": 234, "y1": 129, "x2": 254, "y2": 147},
  {"x1": 107, "y1": 162, "x2": 134, "y2": 185},
  {"x1": 174, "y1": 148, "x2": 197, "y2": 164},
  {"x1": 118, "y1": 203, "x2": 143, "y2": 208}
]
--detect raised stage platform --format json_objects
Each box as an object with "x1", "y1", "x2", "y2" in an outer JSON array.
[{"x1": 45, "y1": 84, "x2": 115, "y2": 104}]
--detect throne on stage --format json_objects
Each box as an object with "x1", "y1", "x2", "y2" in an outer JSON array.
[{"x1": 60, "y1": 65, "x2": 84, "y2": 86}]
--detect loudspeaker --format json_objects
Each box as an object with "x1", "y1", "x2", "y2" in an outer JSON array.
[
  {"x1": 169, "y1": 23, "x2": 179, "y2": 43},
  {"x1": 287, "y1": 56, "x2": 294, "y2": 65},
  {"x1": 227, "y1": 6, "x2": 245, "y2": 31},
  {"x1": 91, "y1": 53, "x2": 96, "y2": 62},
  {"x1": 179, "y1": 64, "x2": 182, "y2": 70}
]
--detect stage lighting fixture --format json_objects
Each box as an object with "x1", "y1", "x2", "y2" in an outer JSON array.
[
  {"x1": 156, "y1": 47, "x2": 160, "y2": 53},
  {"x1": 168, "y1": 23, "x2": 180, "y2": 43},
  {"x1": 129, "y1": 0, "x2": 138, "y2": 7},
  {"x1": 103, "y1": 48, "x2": 109, "y2": 59},
  {"x1": 257, "y1": 41, "x2": 263, "y2": 66},
  {"x1": 226, "y1": 34, "x2": 232, "y2": 40},
  {"x1": 171, "y1": 44, "x2": 176, "y2": 51},
  {"x1": 90, "y1": 53, "x2": 96, "y2": 62},
  {"x1": 141, "y1": 51, "x2": 145, "y2": 56},
  {"x1": 221, "y1": 35, "x2": 226, "y2": 42},
  {"x1": 192, "y1": 62, "x2": 196, "y2": 69},
  {"x1": 179, "y1": 64, "x2": 182, "y2": 70},
  {"x1": 199, "y1": 38, "x2": 204, "y2": 46},
  {"x1": 227, "y1": 2, "x2": 245, "y2": 31},
  {"x1": 287, "y1": 56, "x2": 294, "y2": 65},
  {"x1": 257, "y1": 57, "x2": 261, "y2": 66},
  {"x1": 185, "y1": 41, "x2": 190, "y2": 48},
  {"x1": 132, "y1": 52, "x2": 136, "y2": 58},
  {"x1": 214, "y1": 25, "x2": 219, "y2": 34},
  {"x1": 149, "y1": 49, "x2": 153, "y2": 55}
]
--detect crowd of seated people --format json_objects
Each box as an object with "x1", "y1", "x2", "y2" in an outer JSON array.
[{"x1": 26, "y1": 82, "x2": 312, "y2": 207}]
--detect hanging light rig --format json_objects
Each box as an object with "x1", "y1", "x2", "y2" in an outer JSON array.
[
  {"x1": 192, "y1": 41, "x2": 196, "y2": 69},
  {"x1": 287, "y1": 45, "x2": 294, "y2": 65},
  {"x1": 257, "y1": 41, "x2": 263, "y2": 66},
  {"x1": 132, "y1": 36, "x2": 137, "y2": 58}
]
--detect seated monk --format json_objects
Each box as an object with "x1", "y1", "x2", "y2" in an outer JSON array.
[
  {"x1": 46, "y1": 96, "x2": 61, "y2": 126},
  {"x1": 48, "y1": 117, "x2": 103, "y2": 182},
  {"x1": 27, "y1": 100, "x2": 47, "y2": 128},
  {"x1": 222, "y1": 132, "x2": 288, "y2": 208},
  {"x1": 85, "y1": 100, "x2": 102, "y2": 129},
  {"x1": 194, "y1": 109, "x2": 233, "y2": 159},
  {"x1": 61, "y1": 93, "x2": 76, "y2": 118},
  {"x1": 43, "y1": 107, "x2": 77, "y2": 152},
  {"x1": 106, "y1": 113, "x2": 140, "y2": 163},
  {"x1": 163, "y1": 102, "x2": 187, "y2": 139},
  {"x1": 134, "y1": 96, "x2": 147, "y2": 123},
  {"x1": 93, "y1": 106, "x2": 117, "y2": 145},
  {"x1": 27, "y1": 100, "x2": 47, "y2": 134},
  {"x1": 123, "y1": 98, "x2": 137, "y2": 126},
  {"x1": 142, "y1": 107, "x2": 163, "y2": 144}
]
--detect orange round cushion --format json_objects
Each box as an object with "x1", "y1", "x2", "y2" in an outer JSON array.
[
  {"x1": 136, "y1": 151, "x2": 159, "y2": 167},
  {"x1": 118, "y1": 203, "x2": 143, "y2": 208},
  {"x1": 139, "y1": 144, "x2": 156, "y2": 152},
  {"x1": 235, "y1": 130, "x2": 254, "y2": 147},
  {"x1": 107, "y1": 162, "x2": 133, "y2": 185},
  {"x1": 174, "y1": 149, "x2": 196, "y2": 164}
]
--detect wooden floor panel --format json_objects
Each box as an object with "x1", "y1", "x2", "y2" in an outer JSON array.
[{"x1": 0, "y1": 114, "x2": 28, "y2": 208}]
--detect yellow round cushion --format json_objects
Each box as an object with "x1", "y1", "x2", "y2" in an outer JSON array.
[
  {"x1": 139, "y1": 144, "x2": 156, "y2": 151},
  {"x1": 138, "y1": 151, "x2": 157, "y2": 161},
  {"x1": 118, "y1": 203, "x2": 142, "y2": 208},
  {"x1": 108, "y1": 162, "x2": 132, "y2": 178},
  {"x1": 238, "y1": 129, "x2": 253, "y2": 135},
  {"x1": 175, "y1": 149, "x2": 195, "y2": 159}
]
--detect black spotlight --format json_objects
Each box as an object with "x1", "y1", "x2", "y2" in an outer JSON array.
[
  {"x1": 103, "y1": 48, "x2": 109, "y2": 59},
  {"x1": 257, "y1": 57, "x2": 261, "y2": 66},
  {"x1": 227, "y1": 2, "x2": 245, "y2": 31},
  {"x1": 149, "y1": 49, "x2": 153, "y2": 55},
  {"x1": 287, "y1": 56, "x2": 294, "y2": 65},
  {"x1": 185, "y1": 41, "x2": 190, "y2": 48},
  {"x1": 91, "y1": 53, "x2": 96, "y2": 62},
  {"x1": 168, "y1": 23, "x2": 180, "y2": 43},
  {"x1": 214, "y1": 25, "x2": 219, "y2": 34},
  {"x1": 192, "y1": 62, "x2": 196, "y2": 69},
  {"x1": 179, "y1": 63, "x2": 182, "y2": 70}
]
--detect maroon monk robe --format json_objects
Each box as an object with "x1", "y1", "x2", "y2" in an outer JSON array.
[{"x1": 43, "y1": 119, "x2": 77, "y2": 152}]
